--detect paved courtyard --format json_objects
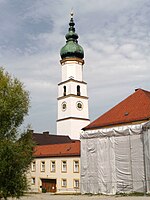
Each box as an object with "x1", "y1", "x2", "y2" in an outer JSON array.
[{"x1": 17, "y1": 193, "x2": 150, "y2": 200}]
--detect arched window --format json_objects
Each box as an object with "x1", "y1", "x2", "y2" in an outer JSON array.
[
  {"x1": 77, "y1": 85, "x2": 80, "y2": 96},
  {"x1": 63, "y1": 86, "x2": 66, "y2": 96}
]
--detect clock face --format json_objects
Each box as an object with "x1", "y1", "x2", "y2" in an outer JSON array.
[
  {"x1": 76, "y1": 101, "x2": 83, "y2": 111},
  {"x1": 62, "y1": 101, "x2": 67, "y2": 111}
]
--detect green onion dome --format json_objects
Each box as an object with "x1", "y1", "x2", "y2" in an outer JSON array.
[{"x1": 60, "y1": 12, "x2": 84, "y2": 60}]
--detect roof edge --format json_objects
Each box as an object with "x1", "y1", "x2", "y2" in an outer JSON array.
[
  {"x1": 34, "y1": 154, "x2": 80, "y2": 158},
  {"x1": 83, "y1": 118, "x2": 150, "y2": 131}
]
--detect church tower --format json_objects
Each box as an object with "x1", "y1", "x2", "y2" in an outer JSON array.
[{"x1": 57, "y1": 13, "x2": 90, "y2": 139}]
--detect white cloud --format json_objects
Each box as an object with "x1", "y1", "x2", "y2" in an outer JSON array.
[{"x1": 0, "y1": 0, "x2": 150, "y2": 133}]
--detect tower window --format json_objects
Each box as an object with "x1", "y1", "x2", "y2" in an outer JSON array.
[
  {"x1": 63, "y1": 86, "x2": 66, "y2": 96},
  {"x1": 77, "y1": 85, "x2": 80, "y2": 96}
]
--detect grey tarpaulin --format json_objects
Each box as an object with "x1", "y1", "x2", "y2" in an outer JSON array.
[{"x1": 80, "y1": 121, "x2": 150, "y2": 194}]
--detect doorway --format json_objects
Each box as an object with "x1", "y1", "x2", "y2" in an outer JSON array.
[{"x1": 41, "y1": 179, "x2": 56, "y2": 193}]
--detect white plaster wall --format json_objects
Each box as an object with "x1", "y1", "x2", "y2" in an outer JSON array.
[
  {"x1": 57, "y1": 119, "x2": 90, "y2": 139},
  {"x1": 57, "y1": 59, "x2": 89, "y2": 140},
  {"x1": 29, "y1": 157, "x2": 80, "y2": 193},
  {"x1": 61, "y1": 63, "x2": 83, "y2": 82}
]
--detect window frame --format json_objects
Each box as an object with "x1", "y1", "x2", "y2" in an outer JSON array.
[
  {"x1": 31, "y1": 161, "x2": 36, "y2": 172},
  {"x1": 61, "y1": 178, "x2": 67, "y2": 188},
  {"x1": 40, "y1": 161, "x2": 45, "y2": 172},
  {"x1": 31, "y1": 177, "x2": 35, "y2": 185},
  {"x1": 73, "y1": 160, "x2": 79, "y2": 173},
  {"x1": 61, "y1": 160, "x2": 67, "y2": 173},
  {"x1": 73, "y1": 179, "x2": 79, "y2": 189},
  {"x1": 50, "y1": 160, "x2": 56, "y2": 173}
]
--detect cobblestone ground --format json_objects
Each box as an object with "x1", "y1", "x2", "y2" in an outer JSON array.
[{"x1": 16, "y1": 193, "x2": 150, "y2": 200}]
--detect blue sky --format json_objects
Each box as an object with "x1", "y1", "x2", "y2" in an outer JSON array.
[{"x1": 0, "y1": 0, "x2": 150, "y2": 133}]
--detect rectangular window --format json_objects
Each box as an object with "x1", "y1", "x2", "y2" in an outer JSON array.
[
  {"x1": 31, "y1": 161, "x2": 36, "y2": 172},
  {"x1": 50, "y1": 161, "x2": 56, "y2": 172},
  {"x1": 41, "y1": 161, "x2": 45, "y2": 172},
  {"x1": 61, "y1": 160, "x2": 67, "y2": 172},
  {"x1": 62, "y1": 179, "x2": 67, "y2": 187},
  {"x1": 32, "y1": 177, "x2": 35, "y2": 185},
  {"x1": 73, "y1": 160, "x2": 79, "y2": 173},
  {"x1": 74, "y1": 179, "x2": 79, "y2": 188}
]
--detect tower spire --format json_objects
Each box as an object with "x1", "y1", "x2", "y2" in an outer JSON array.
[
  {"x1": 66, "y1": 10, "x2": 78, "y2": 42},
  {"x1": 60, "y1": 12, "x2": 84, "y2": 60},
  {"x1": 57, "y1": 13, "x2": 90, "y2": 139}
]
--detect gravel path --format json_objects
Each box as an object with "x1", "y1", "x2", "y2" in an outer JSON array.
[{"x1": 16, "y1": 193, "x2": 150, "y2": 200}]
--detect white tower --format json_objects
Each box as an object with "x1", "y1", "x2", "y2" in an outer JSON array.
[{"x1": 57, "y1": 13, "x2": 90, "y2": 139}]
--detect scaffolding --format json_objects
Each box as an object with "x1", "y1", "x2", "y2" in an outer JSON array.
[{"x1": 81, "y1": 121, "x2": 150, "y2": 195}]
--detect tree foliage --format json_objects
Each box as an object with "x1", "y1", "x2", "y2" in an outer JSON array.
[
  {"x1": 0, "y1": 68, "x2": 29, "y2": 139},
  {"x1": 0, "y1": 68, "x2": 34, "y2": 199}
]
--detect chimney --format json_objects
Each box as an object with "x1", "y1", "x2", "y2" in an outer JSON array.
[
  {"x1": 43, "y1": 131, "x2": 49, "y2": 136},
  {"x1": 135, "y1": 88, "x2": 141, "y2": 92}
]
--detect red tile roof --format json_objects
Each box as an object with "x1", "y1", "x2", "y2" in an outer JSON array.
[
  {"x1": 33, "y1": 140, "x2": 80, "y2": 158},
  {"x1": 84, "y1": 89, "x2": 150, "y2": 130}
]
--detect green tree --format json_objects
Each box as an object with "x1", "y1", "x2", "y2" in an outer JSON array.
[
  {"x1": 0, "y1": 68, "x2": 29, "y2": 140},
  {"x1": 0, "y1": 68, "x2": 34, "y2": 199}
]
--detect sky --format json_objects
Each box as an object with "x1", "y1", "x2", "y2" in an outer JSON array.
[{"x1": 0, "y1": 0, "x2": 150, "y2": 134}]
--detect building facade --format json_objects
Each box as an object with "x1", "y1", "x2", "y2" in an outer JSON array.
[
  {"x1": 29, "y1": 141, "x2": 80, "y2": 193},
  {"x1": 57, "y1": 12, "x2": 90, "y2": 139},
  {"x1": 81, "y1": 89, "x2": 150, "y2": 195}
]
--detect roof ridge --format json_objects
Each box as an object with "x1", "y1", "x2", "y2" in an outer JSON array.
[
  {"x1": 85, "y1": 90, "x2": 136, "y2": 126},
  {"x1": 83, "y1": 88, "x2": 150, "y2": 130},
  {"x1": 139, "y1": 89, "x2": 150, "y2": 99}
]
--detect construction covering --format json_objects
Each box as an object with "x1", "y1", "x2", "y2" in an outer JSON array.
[{"x1": 80, "y1": 121, "x2": 150, "y2": 194}]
